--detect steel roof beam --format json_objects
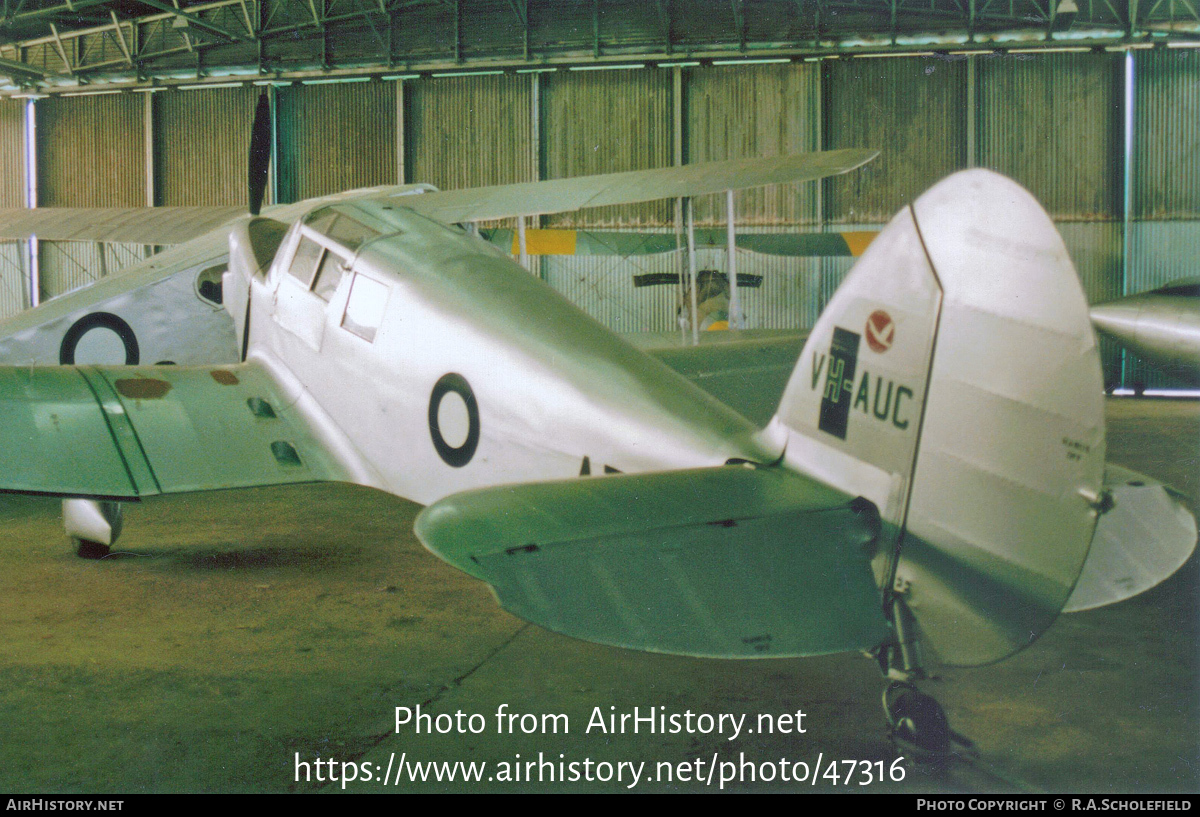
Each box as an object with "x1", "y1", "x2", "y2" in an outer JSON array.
[
  {"x1": 134, "y1": 0, "x2": 251, "y2": 41},
  {"x1": 0, "y1": 53, "x2": 68, "y2": 78}
]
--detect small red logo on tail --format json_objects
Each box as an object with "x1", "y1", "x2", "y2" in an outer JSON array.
[{"x1": 865, "y1": 310, "x2": 895, "y2": 353}]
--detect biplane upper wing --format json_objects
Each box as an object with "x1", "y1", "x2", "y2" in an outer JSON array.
[
  {"x1": 0, "y1": 362, "x2": 361, "y2": 500},
  {"x1": 0, "y1": 150, "x2": 875, "y2": 248},
  {"x1": 399, "y1": 149, "x2": 877, "y2": 224},
  {"x1": 0, "y1": 205, "x2": 244, "y2": 244},
  {"x1": 481, "y1": 227, "x2": 879, "y2": 257}
]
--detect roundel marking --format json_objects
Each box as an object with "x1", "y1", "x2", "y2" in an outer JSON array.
[
  {"x1": 865, "y1": 309, "x2": 895, "y2": 354},
  {"x1": 428, "y1": 373, "x2": 480, "y2": 468},
  {"x1": 59, "y1": 312, "x2": 140, "y2": 365}
]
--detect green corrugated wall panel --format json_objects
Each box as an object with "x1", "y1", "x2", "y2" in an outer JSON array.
[
  {"x1": 686, "y1": 63, "x2": 820, "y2": 227},
  {"x1": 825, "y1": 57, "x2": 966, "y2": 223},
  {"x1": 155, "y1": 86, "x2": 259, "y2": 207},
  {"x1": 277, "y1": 81, "x2": 398, "y2": 203},
  {"x1": 541, "y1": 69, "x2": 673, "y2": 228},
  {"x1": 979, "y1": 52, "x2": 1121, "y2": 222},
  {"x1": 1134, "y1": 49, "x2": 1200, "y2": 220}
]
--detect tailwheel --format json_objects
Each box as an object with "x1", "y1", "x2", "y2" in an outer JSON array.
[
  {"x1": 882, "y1": 681, "x2": 976, "y2": 765},
  {"x1": 74, "y1": 538, "x2": 111, "y2": 560},
  {"x1": 877, "y1": 598, "x2": 978, "y2": 765}
]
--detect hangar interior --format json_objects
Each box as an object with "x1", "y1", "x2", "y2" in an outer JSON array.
[
  {"x1": 0, "y1": 0, "x2": 1196, "y2": 796},
  {"x1": 0, "y1": 0, "x2": 1198, "y2": 389}
]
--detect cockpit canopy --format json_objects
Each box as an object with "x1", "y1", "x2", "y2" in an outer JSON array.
[{"x1": 286, "y1": 205, "x2": 388, "y2": 302}]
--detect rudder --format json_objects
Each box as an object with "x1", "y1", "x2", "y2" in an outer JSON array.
[{"x1": 766, "y1": 169, "x2": 1106, "y2": 666}]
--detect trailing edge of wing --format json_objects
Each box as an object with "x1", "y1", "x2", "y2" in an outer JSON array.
[
  {"x1": 415, "y1": 465, "x2": 891, "y2": 658},
  {"x1": 401, "y1": 149, "x2": 878, "y2": 225},
  {"x1": 0, "y1": 206, "x2": 244, "y2": 244},
  {"x1": 0, "y1": 363, "x2": 350, "y2": 500}
]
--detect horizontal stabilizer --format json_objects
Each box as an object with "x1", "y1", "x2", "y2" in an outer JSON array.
[
  {"x1": 0, "y1": 363, "x2": 351, "y2": 500},
  {"x1": 401, "y1": 149, "x2": 877, "y2": 224},
  {"x1": 1064, "y1": 465, "x2": 1197, "y2": 612},
  {"x1": 644, "y1": 331, "x2": 806, "y2": 426},
  {"x1": 415, "y1": 466, "x2": 891, "y2": 658}
]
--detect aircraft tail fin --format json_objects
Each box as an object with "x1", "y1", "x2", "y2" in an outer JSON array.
[{"x1": 766, "y1": 169, "x2": 1113, "y2": 666}]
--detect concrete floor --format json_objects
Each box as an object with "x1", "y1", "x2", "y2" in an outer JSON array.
[{"x1": 0, "y1": 397, "x2": 1194, "y2": 793}]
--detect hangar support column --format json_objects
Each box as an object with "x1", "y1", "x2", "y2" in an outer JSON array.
[{"x1": 22, "y1": 97, "x2": 38, "y2": 309}]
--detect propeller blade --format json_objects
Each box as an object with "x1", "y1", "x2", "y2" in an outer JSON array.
[{"x1": 247, "y1": 92, "x2": 272, "y2": 216}]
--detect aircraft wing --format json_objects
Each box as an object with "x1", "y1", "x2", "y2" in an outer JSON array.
[
  {"x1": 0, "y1": 206, "x2": 244, "y2": 244},
  {"x1": 0, "y1": 362, "x2": 355, "y2": 500},
  {"x1": 480, "y1": 227, "x2": 879, "y2": 257},
  {"x1": 415, "y1": 465, "x2": 891, "y2": 658},
  {"x1": 399, "y1": 149, "x2": 877, "y2": 224},
  {"x1": 0, "y1": 150, "x2": 874, "y2": 247}
]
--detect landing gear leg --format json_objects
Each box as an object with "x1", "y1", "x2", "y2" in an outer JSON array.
[
  {"x1": 63, "y1": 499, "x2": 123, "y2": 560},
  {"x1": 874, "y1": 599, "x2": 977, "y2": 764}
]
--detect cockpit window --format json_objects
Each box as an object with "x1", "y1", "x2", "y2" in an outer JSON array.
[
  {"x1": 288, "y1": 236, "x2": 324, "y2": 287},
  {"x1": 303, "y1": 206, "x2": 339, "y2": 234},
  {"x1": 326, "y1": 215, "x2": 379, "y2": 252},
  {"x1": 341, "y1": 273, "x2": 389, "y2": 342},
  {"x1": 303, "y1": 206, "x2": 380, "y2": 254},
  {"x1": 312, "y1": 252, "x2": 345, "y2": 302}
]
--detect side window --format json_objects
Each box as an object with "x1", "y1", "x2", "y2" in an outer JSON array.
[
  {"x1": 341, "y1": 274, "x2": 389, "y2": 342},
  {"x1": 288, "y1": 237, "x2": 324, "y2": 287},
  {"x1": 312, "y1": 252, "x2": 346, "y2": 302}
]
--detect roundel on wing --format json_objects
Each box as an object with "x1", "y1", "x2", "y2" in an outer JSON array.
[
  {"x1": 59, "y1": 312, "x2": 140, "y2": 365},
  {"x1": 428, "y1": 373, "x2": 480, "y2": 468},
  {"x1": 865, "y1": 309, "x2": 895, "y2": 354}
]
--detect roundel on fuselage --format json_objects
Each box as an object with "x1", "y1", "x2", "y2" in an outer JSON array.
[
  {"x1": 428, "y1": 373, "x2": 480, "y2": 468},
  {"x1": 59, "y1": 312, "x2": 140, "y2": 366}
]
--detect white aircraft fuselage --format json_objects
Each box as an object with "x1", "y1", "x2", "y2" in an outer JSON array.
[{"x1": 241, "y1": 202, "x2": 778, "y2": 508}]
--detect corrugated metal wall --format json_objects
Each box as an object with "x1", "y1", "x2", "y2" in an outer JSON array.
[
  {"x1": 155, "y1": 86, "x2": 259, "y2": 207},
  {"x1": 1134, "y1": 49, "x2": 1200, "y2": 220},
  {"x1": 35, "y1": 95, "x2": 147, "y2": 299},
  {"x1": 0, "y1": 99, "x2": 22, "y2": 209},
  {"x1": 978, "y1": 52, "x2": 1122, "y2": 221},
  {"x1": 1127, "y1": 49, "x2": 1200, "y2": 388},
  {"x1": 35, "y1": 95, "x2": 144, "y2": 207},
  {"x1": 541, "y1": 69, "x2": 673, "y2": 227},
  {"x1": 686, "y1": 63, "x2": 819, "y2": 225},
  {"x1": 3, "y1": 56, "x2": 1194, "y2": 388},
  {"x1": 825, "y1": 57, "x2": 966, "y2": 223},
  {"x1": 277, "y1": 82, "x2": 399, "y2": 203},
  {"x1": 0, "y1": 99, "x2": 26, "y2": 318},
  {"x1": 405, "y1": 75, "x2": 534, "y2": 191}
]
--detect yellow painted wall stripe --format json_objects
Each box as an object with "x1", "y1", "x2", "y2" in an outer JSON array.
[
  {"x1": 841, "y1": 231, "x2": 878, "y2": 257},
  {"x1": 511, "y1": 229, "x2": 579, "y2": 255}
]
